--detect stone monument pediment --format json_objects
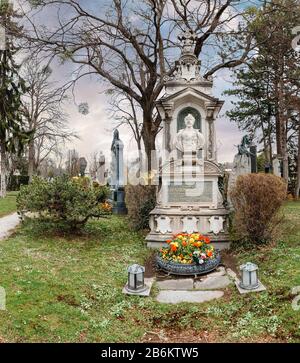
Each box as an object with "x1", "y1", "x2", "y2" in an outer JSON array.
[
  {"x1": 204, "y1": 161, "x2": 222, "y2": 175},
  {"x1": 157, "y1": 87, "x2": 223, "y2": 110}
]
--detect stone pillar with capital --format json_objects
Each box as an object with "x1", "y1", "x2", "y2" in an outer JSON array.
[
  {"x1": 206, "y1": 106, "x2": 216, "y2": 161},
  {"x1": 160, "y1": 103, "x2": 174, "y2": 166},
  {"x1": 164, "y1": 114, "x2": 172, "y2": 153}
]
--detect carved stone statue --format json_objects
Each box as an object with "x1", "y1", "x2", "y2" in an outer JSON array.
[
  {"x1": 79, "y1": 157, "x2": 87, "y2": 177},
  {"x1": 173, "y1": 113, "x2": 205, "y2": 153},
  {"x1": 237, "y1": 135, "x2": 254, "y2": 157},
  {"x1": 178, "y1": 29, "x2": 197, "y2": 54}
]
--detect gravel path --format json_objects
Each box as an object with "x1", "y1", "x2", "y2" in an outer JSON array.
[{"x1": 0, "y1": 213, "x2": 20, "y2": 240}]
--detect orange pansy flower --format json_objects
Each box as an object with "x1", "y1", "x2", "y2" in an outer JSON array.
[
  {"x1": 171, "y1": 244, "x2": 177, "y2": 252},
  {"x1": 206, "y1": 250, "x2": 213, "y2": 257}
]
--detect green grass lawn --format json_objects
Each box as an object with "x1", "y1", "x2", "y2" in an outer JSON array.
[
  {"x1": 0, "y1": 192, "x2": 17, "y2": 217},
  {"x1": 0, "y1": 201, "x2": 299, "y2": 342}
]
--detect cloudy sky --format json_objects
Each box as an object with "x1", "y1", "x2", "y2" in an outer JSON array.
[
  {"x1": 61, "y1": 67, "x2": 243, "y2": 165},
  {"x1": 16, "y1": 0, "x2": 246, "y2": 166}
]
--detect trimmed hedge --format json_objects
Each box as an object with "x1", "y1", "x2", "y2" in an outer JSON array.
[
  {"x1": 125, "y1": 184, "x2": 156, "y2": 230},
  {"x1": 230, "y1": 173, "x2": 287, "y2": 245}
]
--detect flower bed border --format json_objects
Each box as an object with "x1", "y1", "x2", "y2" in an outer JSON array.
[{"x1": 155, "y1": 250, "x2": 221, "y2": 276}]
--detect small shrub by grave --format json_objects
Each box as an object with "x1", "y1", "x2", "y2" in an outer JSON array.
[
  {"x1": 17, "y1": 175, "x2": 111, "y2": 230},
  {"x1": 125, "y1": 184, "x2": 156, "y2": 230},
  {"x1": 230, "y1": 173, "x2": 287, "y2": 245}
]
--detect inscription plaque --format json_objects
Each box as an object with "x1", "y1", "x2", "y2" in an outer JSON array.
[{"x1": 168, "y1": 181, "x2": 213, "y2": 204}]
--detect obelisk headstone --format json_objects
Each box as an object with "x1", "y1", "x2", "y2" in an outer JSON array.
[
  {"x1": 79, "y1": 157, "x2": 88, "y2": 177},
  {"x1": 111, "y1": 129, "x2": 127, "y2": 214},
  {"x1": 98, "y1": 151, "x2": 106, "y2": 185}
]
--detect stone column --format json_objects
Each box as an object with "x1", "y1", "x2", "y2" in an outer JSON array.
[
  {"x1": 206, "y1": 106, "x2": 216, "y2": 161},
  {"x1": 164, "y1": 116, "x2": 172, "y2": 153},
  {"x1": 163, "y1": 106, "x2": 173, "y2": 154},
  {"x1": 206, "y1": 109, "x2": 215, "y2": 160}
]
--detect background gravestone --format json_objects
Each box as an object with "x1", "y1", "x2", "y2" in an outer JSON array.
[
  {"x1": 110, "y1": 129, "x2": 127, "y2": 215},
  {"x1": 227, "y1": 135, "x2": 253, "y2": 208},
  {"x1": 272, "y1": 156, "x2": 282, "y2": 177},
  {"x1": 98, "y1": 152, "x2": 106, "y2": 185},
  {"x1": 79, "y1": 157, "x2": 87, "y2": 177}
]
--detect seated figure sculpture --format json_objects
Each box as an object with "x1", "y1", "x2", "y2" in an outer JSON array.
[{"x1": 173, "y1": 113, "x2": 205, "y2": 155}]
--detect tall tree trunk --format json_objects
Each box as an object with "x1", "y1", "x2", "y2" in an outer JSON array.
[
  {"x1": 0, "y1": 140, "x2": 7, "y2": 198},
  {"x1": 136, "y1": 138, "x2": 143, "y2": 180},
  {"x1": 295, "y1": 125, "x2": 300, "y2": 198},
  {"x1": 28, "y1": 139, "x2": 35, "y2": 183},
  {"x1": 141, "y1": 110, "x2": 157, "y2": 181},
  {"x1": 268, "y1": 137, "x2": 273, "y2": 171},
  {"x1": 281, "y1": 122, "x2": 289, "y2": 182},
  {"x1": 266, "y1": 106, "x2": 273, "y2": 170},
  {"x1": 261, "y1": 123, "x2": 269, "y2": 162},
  {"x1": 274, "y1": 81, "x2": 282, "y2": 156},
  {"x1": 278, "y1": 77, "x2": 289, "y2": 182}
]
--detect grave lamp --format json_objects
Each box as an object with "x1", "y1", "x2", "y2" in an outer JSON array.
[
  {"x1": 239, "y1": 262, "x2": 259, "y2": 290},
  {"x1": 126, "y1": 264, "x2": 147, "y2": 293}
]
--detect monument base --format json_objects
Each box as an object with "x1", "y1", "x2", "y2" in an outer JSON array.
[
  {"x1": 145, "y1": 207, "x2": 230, "y2": 250},
  {"x1": 112, "y1": 188, "x2": 128, "y2": 215},
  {"x1": 145, "y1": 159, "x2": 231, "y2": 250}
]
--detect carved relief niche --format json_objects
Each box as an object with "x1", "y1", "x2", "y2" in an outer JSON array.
[
  {"x1": 209, "y1": 216, "x2": 225, "y2": 235},
  {"x1": 155, "y1": 216, "x2": 172, "y2": 234},
  {"x1": 177, "y1": 106, "x2": 201, "y2": 132},
  {"x1": 182, "y1": 216, "x2": 198, "y2": 234}
]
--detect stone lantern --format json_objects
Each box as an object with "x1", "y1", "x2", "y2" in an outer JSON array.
[
  {"x1": 239, "y1": 262, "x2": 259, "y2": 290},
  {"x1": 125, "y1": 264, "x2": 146, "y2": 294}
]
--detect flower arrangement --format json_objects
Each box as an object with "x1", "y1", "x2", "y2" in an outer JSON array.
[
  {"x1": 159, "y1": 233, "x2": 216, "y2": 265},
  {"x1": 101, "y1": 201, "x2": 112, "y2": 212}
]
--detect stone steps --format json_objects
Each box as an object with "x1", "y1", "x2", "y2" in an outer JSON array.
[{"x1": 155, "y1": 266, "x2": 234, "y2": 304}]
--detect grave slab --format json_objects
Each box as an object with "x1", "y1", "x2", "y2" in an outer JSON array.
[
  {"x1": 206, "y1": 266, "x2": 226, "y2": 277},
  {"x1": 156, "y1": 290, "x2": 224, "y2": 304},
  {"x1": 194, "y1": 275, "x2": 231, "y2": 290},
  {"x1": 156, "y1": 278, "x2": 194, "y2": 291}
]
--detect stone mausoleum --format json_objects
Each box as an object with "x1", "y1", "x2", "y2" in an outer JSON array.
[{"x1": 146, "y1": 30, "x2": 230, "y2": 250}]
